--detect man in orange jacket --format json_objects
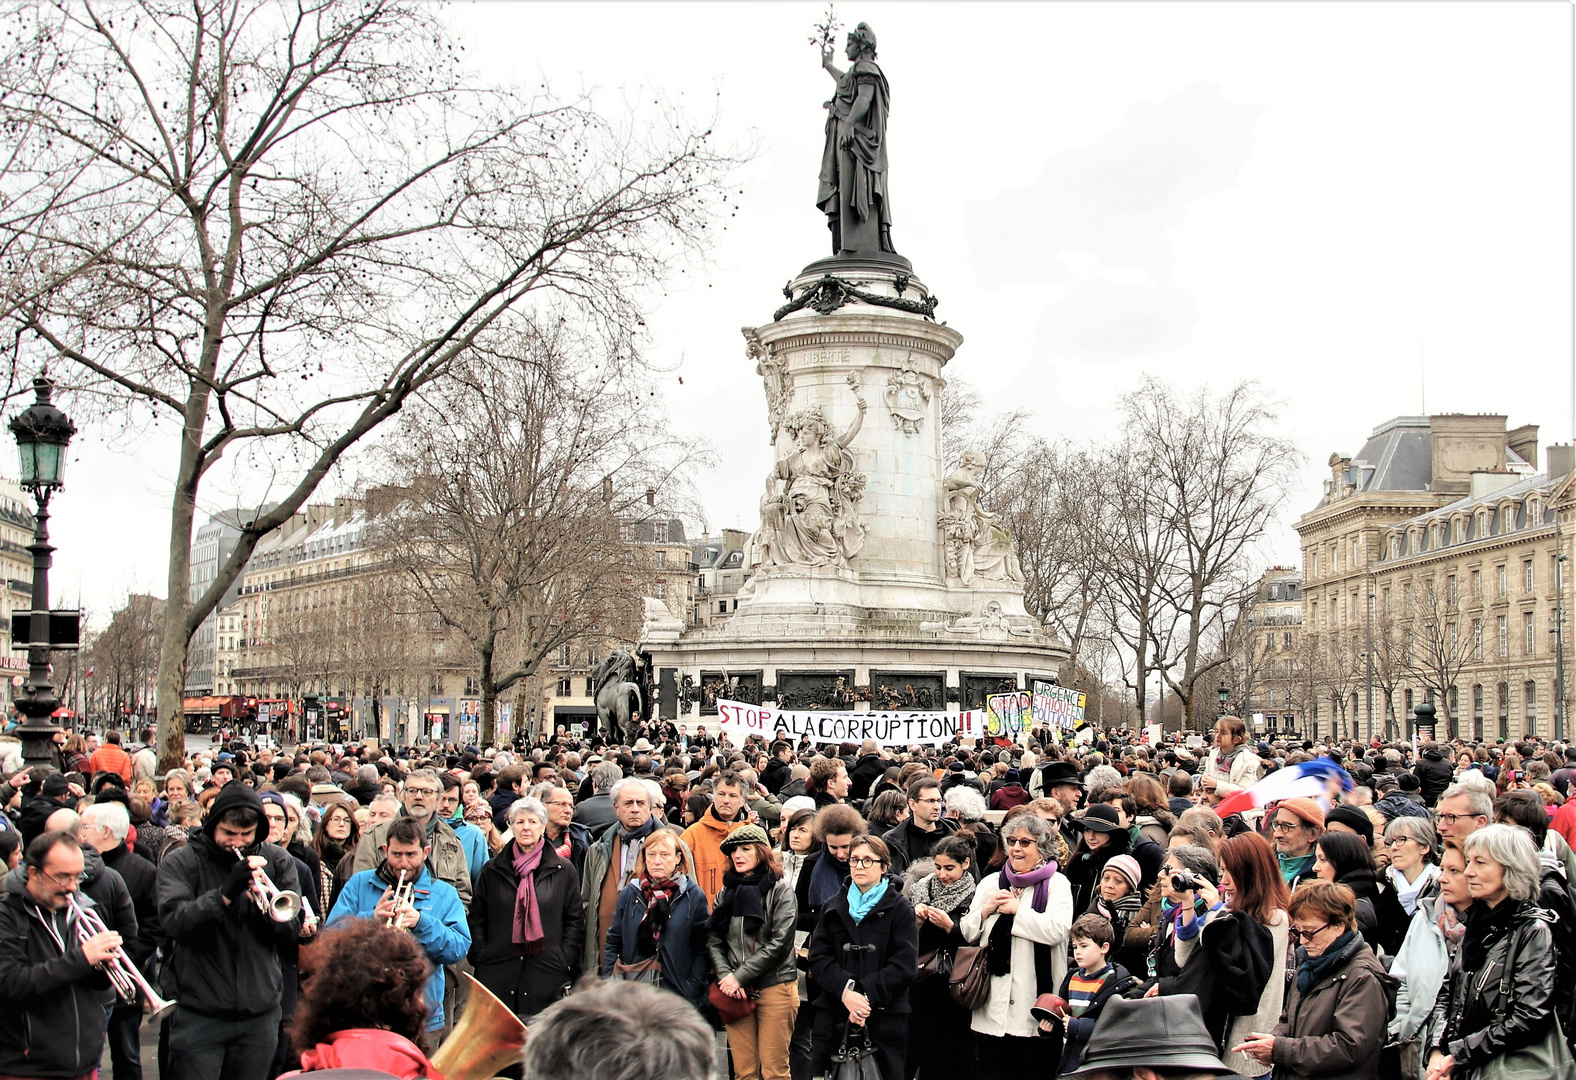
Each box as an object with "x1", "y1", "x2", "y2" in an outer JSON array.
[
  {"x1": 680, "y1": 771, "x2": 754, "y2": 900},
  {"x1": 87, "y1": 730, "x2": 135, "y2": 785}
]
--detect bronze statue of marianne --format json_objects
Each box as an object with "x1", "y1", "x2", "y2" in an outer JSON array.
[{"x1": 817, "y1": 22, "x2": 896, "y2": 258}]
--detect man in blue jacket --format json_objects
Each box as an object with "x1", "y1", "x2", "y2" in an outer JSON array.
[{"x1": 328, "y1": 815, "x2": 471, "y2": 1032}]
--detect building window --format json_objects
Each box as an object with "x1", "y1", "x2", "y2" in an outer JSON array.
[
  {"x1": 653, "y1": 521, "x2": 668, "y2": 543},
  {"x1": 1525, "y1": 560, "x2": 1535, "y2": 593},
  {"x1": 1310, "y1": 602, "x2": 1318, "y2": 629},
  {"x1": 1498, "y1": 682, "x2": 1510, "y2": 739},
  {"x1": 1472, "y1": 684, "x2": 1483, "y2": 738},
  {"x1": 1447, "y1": 575, "x2": 1457, "y2": 603},
  {"x1": 464, "y1": 675, "x2": 479, "y2": 697},
  {"x1": 1471, "y1": 569, "x2": 1481, "y2": 601},
  {"x1": 1283, "y1": 631, "x2": 1292, "y2": 650},
  {"x1": 428, "y1": 674, "x2": 444, "y2": 696},
  {"x1": 1525, "y1": 680, "x2": 1537, "y2": 736},
  {"x1": 1265, "y1": 632, "x2": 1274, "y2": 652},
  {"x1": 584, "y1": 677, "x2": 595, "y2": 696},
  {"x1": 1381, "y1": 589, "x2": 1390, "y2": 616},
  {"x1": 1524, "y1": 611, "x2": 1535, "y2": 655},
  {"x1": 654, "y1": 582, "x2": 667, "y2": 599},
  {"x1": 1472, "y1": 619, "x2": 1482, "y2": 660},
  {"x1": 1498, "y1": 564, "x2": 1508, "y2": 597},
  {"x1": 1498, "y1": 616, "x2": 1509, "y2": 657},
  {"x1": 556, "y1": 677, "x2": 571, "y2": 697}
]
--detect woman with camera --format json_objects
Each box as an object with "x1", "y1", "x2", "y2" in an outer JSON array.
[{"x1": 1232, "y1": 880, "x2": 1392, "y2": 1080}]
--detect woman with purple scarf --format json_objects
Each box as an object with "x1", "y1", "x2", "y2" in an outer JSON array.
[
  {"x1": 469, "y1": 797, "x2": 586, "y2": 1076},
  {"x1": 959, "y1": 813, "x2": 1073, "y2": 1080}
]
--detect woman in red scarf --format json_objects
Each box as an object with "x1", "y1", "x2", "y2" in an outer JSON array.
[
  {"x1": 602, "y1": 829, "x2": 711, "y2": 1008},
  {"x1": 469, "y1": 796, "x2": 586, "y2": 1075},
  {"x1": 287, "y1": 919, "x2": 441, "y2": 1080}
]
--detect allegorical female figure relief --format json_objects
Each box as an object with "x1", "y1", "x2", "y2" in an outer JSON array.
[
  {"x1": 817, "y1": 22, "x2": 895, "y2": 257},
  {"x1": 757, "y1": 393, "x2": 868, "y2": 569}
]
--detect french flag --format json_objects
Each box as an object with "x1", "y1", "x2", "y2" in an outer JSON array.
[{"x1": 1214, "y1": 758, "x2": 1354, "y2": 819}]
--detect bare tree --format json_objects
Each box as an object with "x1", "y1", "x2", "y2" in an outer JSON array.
[
  {"x1": 1281, "y1": 628, "x2": 1330, "y2": 740},
  {"x1": 1123, "y1": 380, "x2": 1302, "y2": 730},
  {"x1": 0, "y1": 0, "x2": 738, "y2": 768},
  {"x1": 375, "y1": 320, "x2": 702, "y2": 744},
  {"x1": 1403, "y1": 574, "x2": 1474, "y2": 735},
  {"x1": 1319, "y1": 626, "x2": 1365, "y2": 742},
  {"x1": 84, "y1": 593, "x2": 164, "y2": 721}
]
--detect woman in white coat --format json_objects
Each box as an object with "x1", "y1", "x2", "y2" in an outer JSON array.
[
  {"x1": 959, "y1": 813, "x2": 1072, "y2": 1080},
  {"x1": 1205, "y1": 716, "x2": 1264, "y2": 789},
  {"x1": 1387, "y1": 844, "x2": 1471, "y2": 1079}
]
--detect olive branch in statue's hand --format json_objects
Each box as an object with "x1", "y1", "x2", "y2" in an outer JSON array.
[{"x1": 809, "y1": 6, "x2": 842, "y2": 58}]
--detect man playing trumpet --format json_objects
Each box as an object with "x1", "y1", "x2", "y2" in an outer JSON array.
[
  {"x1": 0, "y1": 831, "x2": 119, "y2": 1080},
  {"x1": 156, "y1": 781, "x2": 303, "y2": 1080},
  {"x1": 328, "y1": 816, "x2": 470, "y2": 1036}
]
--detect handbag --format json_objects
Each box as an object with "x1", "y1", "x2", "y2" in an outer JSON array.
[
  {"x1": 1471, "y1": 926, "x2": 1576, "y2": 1080},
  {"x1": 612, "y1": 955, "x2": 661, "y2": 985},
  {"x1": 948, "y1": 942, "x2": 991, "y2": 1010},
  {"x1": 707, "y1": 980, "x2": 757, "y2": 1024},
  {"x1": 914, "y1": 946, "x2": 953, "y2": 985},
  {"x1": 831, "y1": 1022, "x2": 883, "y2": 1080}
]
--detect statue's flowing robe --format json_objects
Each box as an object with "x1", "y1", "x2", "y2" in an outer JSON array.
[{"x1": 816, "y1": 58, "x2": 893, "y2": 254}]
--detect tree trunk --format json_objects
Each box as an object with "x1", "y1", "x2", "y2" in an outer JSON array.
[
  {"x1": 480, "y1": 645, "x2": 496, "y2": 747},
  {"x1": 155, "y1": 468, "x2": 200, "y2": 772}
]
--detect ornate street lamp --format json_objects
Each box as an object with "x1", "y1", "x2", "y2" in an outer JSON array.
[
  {"x1": 1217, "y1": 682, "x2": 1230, "y2": 718},
  {"x1": 9, "y1": 374, "x2": 77, "y2": 768}
]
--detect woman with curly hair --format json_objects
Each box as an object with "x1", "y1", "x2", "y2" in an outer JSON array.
[{"x1": 289, "y1": 919, "x2": 437, "y2": 1079}]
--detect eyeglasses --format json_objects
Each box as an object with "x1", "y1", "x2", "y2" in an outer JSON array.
[
  {"x1": 1435, "y1": 812, "x2": 1483, "y2": 826},
  {"x1": 405, "y1": 786, "x2": 438, "y2": 796},
  {"x1": 1384, "y1": 836, "x2": 1417, "y2": 848},
  {"x1": 848, "y1": 857, "x2": 887, "y2": 869},
  {"x1": 1289, "y1": 922, "x2": 1332, "y2": 942},
  {"x1": 42, "y1": 870, "x2": 87, "y2": 888},
  {"x1": 1270, "y1": 820, "x2": 1303, "y2": 832},
  {"x1": 913, "y1": 798, "x2": 944, "y2": 806},
  {"x1": 1004, "y1": 837, "x2": 1038, "y2": 848}
]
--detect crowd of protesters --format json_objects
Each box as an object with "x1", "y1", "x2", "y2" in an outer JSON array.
[{"x1": 2, "y1": 713, "x2": 1576, "y2": 1080}]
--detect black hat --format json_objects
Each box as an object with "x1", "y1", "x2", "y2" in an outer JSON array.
[
  {"x1": 41, "y1": 772, "x2": 70, "y2": 798},
  {"x1": 1038, "y1": 761, "x2": 1084, "y2": 789},
  {"x1": 1396, "y1": 772, "x2": 1421, "y2": 792},
  {"x1": 1325, "y1": 804, "x2": 1375, "y2": 845},
  {"x1": 1062, "y1": 994, "x2": 1239, "y2": 1076},
  {"x1": 1080, "y1": 804, "x2": 1124, "y2": 833}
]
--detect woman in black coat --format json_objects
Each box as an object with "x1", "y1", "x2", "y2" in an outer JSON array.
[
  {"x1": 1314, "y1": 831, "x2": 1384, "y2": 954},
  {"x1": 808, "y1": 834, "x2": 919, "y2": 1080},
  {"x1": 904, "y1": 834, "x2": 978, "y2": 1080},
  {"x1": 469, "y1": 797, "x2": 586, "y2": 1042},
  {"x1": 1064, "y1": 804, "x2": 1129, "y2": 914}
]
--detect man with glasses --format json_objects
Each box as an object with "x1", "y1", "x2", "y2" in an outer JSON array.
[
  {"x1": 1434, "y1": 783, "x2": 1492, "y2": 850},
  {"x1": 533, "y1": 783, "x2": 589, "y2": 872},
  {"x1": 881, "y1": 777, "x2": 958, "y2": 875},
  {"x1": 350, "y1": 767, "x2": 472, "y2": 911},
  {"x1": 1269, "y1": 797, "x2": 1324, "y2": 886},
  {"x1": 0, "y1": 832, "x2": 123, "y2": 1080}
]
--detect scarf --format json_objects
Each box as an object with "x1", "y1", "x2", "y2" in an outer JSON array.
[
  {"x1": 807, "y1": 850, "x2": 848, "y2": 910},
  {"x1": 1215, "y1": 746, "x2": 1242, "y2": 780},
  {"x1": 1295, "y1": 929, "x2": 1356, "y2": 993},
  {"x1": 1278, "y1": 852, "x2": 1316, "y2": 884},
  {"x1": 1390, "y1": 862, "x2": 1440, "y2": 916},
  {"x1": 987, "y1": 861, "x2": 1059, "y2": 978},
  {"x1": 617, "y1": 818, "x2": 659, "y2": 881},
  {"x1": 781, "y1": 850, "x2": 809, "y2": 891},
  {"x1": 708, "y1": 865, "x2": 774, "y2": 934},
  {"x1": 509, "y1": 840, "x2": 547, "y2": 955},
  {"x1": 1461, "y1": 898, "x2": 1519, "y2": 974},
  {"x1": 847, "y1": 878, "x2": 888, "y2": 924},
  {"x1": 635, "y1": 876, "x2": 681, "y2": 959},
  {"x1": 1093, "y1": 890, "x2": 1144, "y2": 927},
  {"x1": 912, "y1": 871, "x2": 977, "y2": 917}
]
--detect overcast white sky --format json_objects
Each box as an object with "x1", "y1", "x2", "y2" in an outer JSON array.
[{"x1": 46, "y1": 1, "x2": 1574, "y2": 622}]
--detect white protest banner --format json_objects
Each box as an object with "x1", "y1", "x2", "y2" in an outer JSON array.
[
  {"x1": 716, "y1": 699, "x2": 979, "y2": 746},
  {"x1": 1032, "y1": 682, "x2": 1087, "y2": 731}
]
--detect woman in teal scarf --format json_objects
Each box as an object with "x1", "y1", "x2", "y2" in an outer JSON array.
[{"x1": 807, "y1": 834, "x2": 918, "y2": 1080}]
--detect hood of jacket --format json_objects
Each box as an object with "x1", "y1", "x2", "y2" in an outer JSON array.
[
  {"x1": 202, "y1": 780, "x2": 267, "y2": 843},
  {"x1": 297, "y1": 1029, "x2": 440, "y2": 1080}
]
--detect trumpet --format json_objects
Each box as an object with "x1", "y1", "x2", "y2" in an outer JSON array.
[
  {"x1": 385, "y1": 869, "x2": 415, "y2": 929},
  {"x1": 236, "y1": 849, "x2": 303, "y2": 923},
  {"x1": 66, "y1": 893, "x2": 176, "y2": 1019}
]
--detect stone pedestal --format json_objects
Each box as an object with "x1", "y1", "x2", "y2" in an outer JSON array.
[{"x1": 644, "y1": 263, "x2": 1067, "y2": 727}]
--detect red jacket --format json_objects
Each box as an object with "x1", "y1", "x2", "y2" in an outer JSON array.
[
  {"x1": 88, "y1": 744, "x2": 134, "y2": 784},
  {"x1": 291, "y1": 1029, "x2": 444, "y2": 1080},
  {"x1": 1552, "y1": 798, "x2": 1576, "y2": 851}
]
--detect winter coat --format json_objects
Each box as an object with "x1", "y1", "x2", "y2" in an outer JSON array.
[
  {"x1": 761, "y1": 758, "x2": 793, "y2": 796},
  {"x1": 488, "y1": 789, "x2": 522, "y2": 833},
  {"x1": 1206, "y1": 746, "x2": 1264, "y2": 788},
  {"x1": 989, "y1": 784, "x2": 1031, "y2": 812},
  {"x1": 1065, "y1": 834, "x2": 1129, "y2": 915},
  {"x1": 1134, "y1": 811, "x2": 1174, "y2": 850},
  {"x1": 350, "y1": 814, "x2": 472, "y2": 911},
  {"x1": 1271, "y1": 935, "x2": 1394, "y2": 1079},
  {"x1": 88, "y1": 744, "x2": 134, "y2": 785},
  {"x1": 1338, "y1": 868, "x2": 1386, "y2": 955},
  {"x1": 1173, "y1": 906, "x2": 1288, "y2": 1076},
  {"x1": 1389, "y1": 897, "x2": 1456, "y2": 1076},
  {"x1": 0, "y1": 886, "x2": 114, "y2": 1077},
  {"x1": 959, "y1": 868, "x2": 1074, "y2": 1039},
  {"x1": 681, "y1": 805, "x2": 751, "y2": 901},
  {"x1": 570, "y1": 793, "x2": 617, "y2": 839},
  {"x1": 807, "y1": 878, "x2": 918, "y2": 1014},
  {"x1": 601, "y1": 874, "x2": 710, "y2": 1006},
  {"x1": 1414, "y1": 752, "x2": 1454, "y2": 808},
  {"x1": 468, "y1": 840, "x2": 585, "y2": 1019},
  {"x1": 706, "y1": 874, "x2": 798, "y2": 992},
  {"x1": 1433, "y1": 901, "x2": 1562, "y2": 1075},
  {"x1": 99, "y1": 842, "x2": 160, "y2": 973},
  {"x1": 1375, "y1": 869, "x2": 1437, "y2": 960},
  {"x1": 848, "y1": 754, "x2": 888, "y2": 802},
  {"x1": 1376, "y1": 792, "x2": 1432, "y2": 823},
  {"x1": 881, "y1": 816, "x2": 959, "y2": 877},
  {"x1": 328, "y1": 865, "x2": 471, "y2": 1030},
  {"x1": 444, "y1": 812, "x2": 490, "y2": 892},
  {"x1": 155, "y1": 782, "x2": 302, "y2": 1019}
]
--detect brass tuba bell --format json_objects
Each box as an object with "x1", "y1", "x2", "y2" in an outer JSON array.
[{"x1": 430, "y1": 973, "x2": 528, "y2": 1080}]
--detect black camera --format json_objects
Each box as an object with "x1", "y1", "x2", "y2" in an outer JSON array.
[{"x1": 1171, "y1": 871, "x2": 1202, "y2": 891}]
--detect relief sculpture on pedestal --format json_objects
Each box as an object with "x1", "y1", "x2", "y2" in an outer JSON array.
[{"x1": 938, "y1": 450, "x2": 1026, "y2": 585}]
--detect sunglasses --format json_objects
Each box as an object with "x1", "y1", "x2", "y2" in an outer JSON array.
[
  {"x1": 1004, "y1": 837, "x2": 1038, "y2": 848},
  {"x1": 1289, "y1": 922, "x2": 1331, "y2": 942}
]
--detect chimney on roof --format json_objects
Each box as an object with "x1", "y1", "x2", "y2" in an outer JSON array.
[
  {"x1": 1428, "y1": 414, "x2": 1507, "y2": 495},
  {"x1": 1548, "y1": 444, "x2": 1575, "y2": 479},
  {"x1": 646, "y1": 486, "x2": 656, "y2": 507},
  {"x1": 602, "y1": 476, "x2": 613, "y2": 508},
  {"x1": 1508, "y1": 423, "x2": 1539, "y2": 467}
]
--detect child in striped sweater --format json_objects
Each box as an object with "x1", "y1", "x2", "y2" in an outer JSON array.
[{"x1": 1035, "y1": 912, "x2": 1138, "y2": 1075}]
